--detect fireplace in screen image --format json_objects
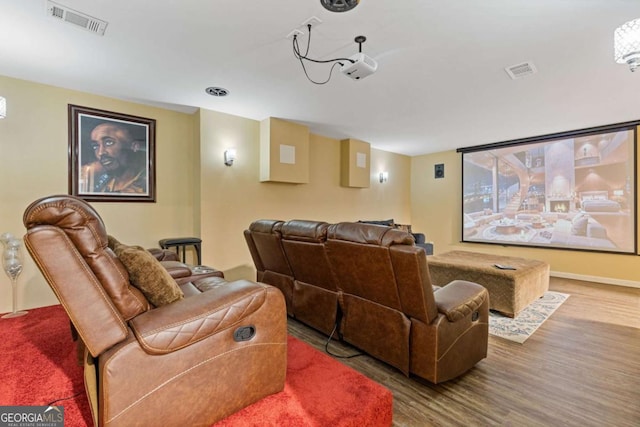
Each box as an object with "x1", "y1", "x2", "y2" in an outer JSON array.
[{"x1": 549, "y1": 199, "x2": 571, "y2": 213}]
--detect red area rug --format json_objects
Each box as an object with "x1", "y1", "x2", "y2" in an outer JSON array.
[{"x1": 0, "y1": 305, "x2": 393, "y2": 427}]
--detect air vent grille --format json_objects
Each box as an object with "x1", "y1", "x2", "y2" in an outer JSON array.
[
  {"x1": 46, "y1": 1, "x2": 108, "y2": 36},
  {"x1": 505, "y1": 61, "x2": 537, "y2": 79},
  {"x1": 50, "y1": 6, "x2": 64, "y2": 19}
]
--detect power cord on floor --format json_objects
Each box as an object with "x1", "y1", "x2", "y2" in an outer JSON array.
[
  {"x1": 47, "y1": 392, "x2": 83, "y2": 406},
  {"x1": 324, "y1": 323, "x2": 364, "y2": 359}
]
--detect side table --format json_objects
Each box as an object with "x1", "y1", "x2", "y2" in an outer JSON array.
[{"x1": 159, "y1": 237, "x2": 202, "y2": 265}]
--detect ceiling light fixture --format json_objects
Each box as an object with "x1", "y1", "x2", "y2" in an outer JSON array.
[
  {"x1": 320, "y1": 0, "x2": 360, "y2": 13},
  {"x1": 205, "y1": 87, "x2": 229, "y2": 97},
  {"x1": 614, "y1": 18, "x2": 640, "y2": 72},
  {"x1": 292, "y1": 26, "x2": 377, "y2": 84}
]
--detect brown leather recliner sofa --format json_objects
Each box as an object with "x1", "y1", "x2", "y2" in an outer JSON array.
[
  {"x1": 23, "y1": 195, "x2": 287, "y2": 427},
  {"x1": 245, "y1": 219, "x2": 489, "y2": 383}
]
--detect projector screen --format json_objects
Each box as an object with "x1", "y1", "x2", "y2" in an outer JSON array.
[{"x1": 459, "y1": 122, "x2": 637, "y2": 254}]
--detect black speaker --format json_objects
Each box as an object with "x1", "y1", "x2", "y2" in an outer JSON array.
[{"x1": 434, "y1": 163, "x2": 445, "y2": 179}]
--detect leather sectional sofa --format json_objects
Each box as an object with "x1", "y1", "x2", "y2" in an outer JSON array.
[{"x1": 245, "y1": 219, "x2": 490, "y2": 383}]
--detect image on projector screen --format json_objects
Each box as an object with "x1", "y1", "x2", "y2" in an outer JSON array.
[{"x1": 461, "y1": 126, "x2": 636, "y2": 254}]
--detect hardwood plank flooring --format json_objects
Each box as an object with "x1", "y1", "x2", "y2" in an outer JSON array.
[{"x1": 286, "y1": 277, "x2": 640, "y2": 426}]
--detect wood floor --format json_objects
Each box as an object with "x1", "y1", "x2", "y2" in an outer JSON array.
[{"x1": 286, "y1": 277, "x2": 640, "y2": 427}]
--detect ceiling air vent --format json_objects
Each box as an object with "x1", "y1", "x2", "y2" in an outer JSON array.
[
  {"x1": 320, "y1": 0, "x2": 360, "y2": 13},
  {"x1": 504, "y1": 61, "x2": 537, "y2": 80},
  {"x1": 46, "y1": 1, "x2": 108, "y2": 36},
  {"x1": 205, "y1": 87, "x2": 229, "y2": 97}
]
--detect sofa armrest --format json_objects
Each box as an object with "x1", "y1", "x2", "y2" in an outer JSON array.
[
  {"x1": 148, "y1": 247, "x2": 179, "y2": 261},
  {"x1": 159, "y1": 260, "x2": 193, "y2": 279},
  {"x1": 160, "y1": 261, "x2": 225, "y2": 284},
  {"x1": 130, "y1": 280, "x2": 272, "y2": 354},
  {"x1": 433, "y1": 280, "x2": 488, "y2": 322}
]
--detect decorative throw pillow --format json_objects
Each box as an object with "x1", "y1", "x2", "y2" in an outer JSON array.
[
  {"x1": 107, "y1": 235, "x2": 123, "y2": 252},
  {"x1": 395, "y1": 223, "x2": 413, "y2": 233},
  {"x1": 571, "y1": 214, "x2": 589, "y2": 236},
  {"x1": 114, "y1": 244, "x2": 184, "y2": 307}
]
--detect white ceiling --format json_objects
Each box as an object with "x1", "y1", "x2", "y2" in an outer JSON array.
[{"x1": 1, "y1": 0, "x2": 640, "y2": 156}]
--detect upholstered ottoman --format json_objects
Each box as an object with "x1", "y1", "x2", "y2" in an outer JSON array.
[{"x1": 428, "y1": 250, "x2": 549, "y2": 317}]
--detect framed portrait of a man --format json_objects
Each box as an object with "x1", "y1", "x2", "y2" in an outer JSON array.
[{"x1": 68, "y1": 105, "x2": 156, "y2": 202}]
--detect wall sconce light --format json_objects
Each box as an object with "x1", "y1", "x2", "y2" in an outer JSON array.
[
  {"x1": 379, "y1": 171, "x2": 388, "y2": 183},
  {"x1": 224, "y1": 149, "x2": 236, "y2": 166},
  {"x1": 615, "y1": 18, "x2": 640, "y2": 71},
  {"x1": 0, "y1": 96, "x2": 6, "y2": 119}
]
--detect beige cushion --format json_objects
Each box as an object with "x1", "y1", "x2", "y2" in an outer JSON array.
[
  {"x1": 107, "y1": 235, "x2": 123, "y2": 252},
  {"x1": 395, "y1": 223, "x2": 412, "y2": 233},
  {"x1": 112, "y1": 239, "x2": 184, "y2": 307}
]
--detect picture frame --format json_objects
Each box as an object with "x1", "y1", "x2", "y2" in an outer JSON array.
[{"x1": 68, "y1": 104, "x2": 156, "y2": 202}]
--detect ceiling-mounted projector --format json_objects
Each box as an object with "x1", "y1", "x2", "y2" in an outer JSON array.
[
  {"x1": 340, "y1": 52, "x2": 378, "y2": 80},
  {"x1": 292, "y1": 29, "x2": 377, "y2": 84}
]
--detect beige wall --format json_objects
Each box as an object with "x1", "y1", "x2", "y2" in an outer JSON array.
[
  {"x1": 6, "y1": 73, "x2": 636, "y2": 314},
  {"x1": 0, "y1": 75, "x2": 412, "y2": 312},
  {"x1": 411, "y1": 151, "x2": 640, "y2": 285},
  {"x1": 198, "y1": 108, "x2": 412, "y2": 281},
  {"x1": 0, "y1": 75, "x2": 200, "y2": 312}
]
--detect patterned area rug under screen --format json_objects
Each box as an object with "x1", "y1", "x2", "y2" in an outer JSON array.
[{"x1": 489, "y1": 291, "x2": 569, "y2": 343}]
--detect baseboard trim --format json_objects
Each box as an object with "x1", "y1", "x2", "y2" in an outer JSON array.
[{"x1": 550, "y1": 271, "x2": 640, "y2": 289}]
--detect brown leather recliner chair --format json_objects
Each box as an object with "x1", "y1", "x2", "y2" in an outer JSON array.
[
  {"x1": 23, "y1": 196, "x2": 287, "y2": 427},
  {"x1": 280, "y1": 220, "x2": 339, "y2": 336},
  {"x1": 326, "y1": 222, "x2": 489, "y2": 383},
  {"x1": 325, "y1": 223, "x2": 416, "y2": 374},
  {"x1": 243, "y1": 220, "x2": 295, "y2": 315}
]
